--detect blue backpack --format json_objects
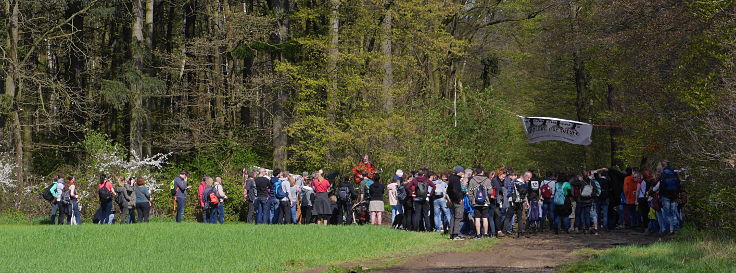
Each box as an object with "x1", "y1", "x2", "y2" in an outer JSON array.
[
  {"x1": 275, "y1": 180, "x2": 288, "y2": 199},
  {"x1": 661, "y1": 168, "x2": 681, "y2": 192},
  {"x1": 554, "y1": 183, "x2": 566, "y2": 205},
  {"x1": 475, "y1": 184, "x2": 488, "y2": 205}
]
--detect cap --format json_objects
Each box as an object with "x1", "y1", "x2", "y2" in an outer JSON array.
[{"x1": 453, "y1": 165, "x2": 464, "y2": 174}]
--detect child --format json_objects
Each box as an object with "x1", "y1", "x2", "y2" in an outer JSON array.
[{"x1": 647, "y1": 201, "x2": 658, "y2": 234}]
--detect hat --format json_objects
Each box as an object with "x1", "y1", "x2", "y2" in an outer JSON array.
[
  {"x1": 395, "y1": 169, "x2": 404, "y2": 177},
  {"x1": 453, "y1": 165, "x2": 464, "y2": 174},
  {"x1": 302, "y1": 171, "x2": 309, "y2": 177},
  {"x1": 392, "y1": 176, "x2": 402, "y2": 182}
]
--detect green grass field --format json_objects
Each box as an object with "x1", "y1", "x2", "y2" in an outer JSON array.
[
  {"x1": 560, "y1": 227, "x2": 736, "y2": 273},
  {"x1": 0, "y1": 223, "x2": 448, "y2": 273}
]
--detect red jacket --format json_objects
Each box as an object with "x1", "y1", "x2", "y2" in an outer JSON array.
[
  {"x1": 351, "y1": 161, "x2": 376, "y2": 183},
  {"x1": 198, "y1": 181, "x2": 206, "y2": 207}
]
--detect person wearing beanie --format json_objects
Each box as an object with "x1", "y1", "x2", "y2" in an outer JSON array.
[{"x1": 448, "y1": 166, "x2": 465, "y2": 240}]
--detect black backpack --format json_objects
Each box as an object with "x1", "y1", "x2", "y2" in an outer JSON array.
[
  {"x1": 337, "y1": 185, "x2": 351, "y2": 202},
  {"x1": 415, "y1": 182, "x2": 429, "y2": 199},
  {"x1": 61, "y1": 190, "x2": 72, "y2": 206},
  {"x1": 41, "y1": 182, "x2": 55, "y2": 201},
  {"x1": 99, "y1": 185, "x2": 112, "y2": 202},
  {"x1": 301, "y1": 189, "x2": 314, "y2": 207},
  {"x1": 598, "y1": 177, "x2": 611, "y2": 199},
  {"x1": 397, "y1": 184, "x2": 408, "y2": 202}
]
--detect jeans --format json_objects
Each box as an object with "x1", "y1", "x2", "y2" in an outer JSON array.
[
  {"x1": 555, "y1": 214, "x2": 570, "y2": 231},
  {"x1": 595, "y1": 199, "x2": 609, "y2": 229},
  {"x1": 655, "y1": 209, "x2": 668, "y2": 233},
  {"x1": 487, "y1": 204, "x2": 497, "y2": 235},
  {"x1": 337, "y1": 200, "x2": 353, "y2": 224},
  {"x1": 450, "y1": 201, "x2": 464, "y2": 236},
  {"x1": 278, "y1": 200, "x2": 292, "y2": 224},
  {"x1": 541, "y1": 200, "x2": 555, "y2": 230},
  {"x1": 412, "y1": 200, "x2": 430, "y2": 231},
  {"x1": 204, "y1": 208, "x2": 214, "y2": 224},
  {"x1": 661, "y1": 196, "x2": 679, "y2": 232},
  {"x1": 70, "y1": 200, "x2": 81, "y2": 225},
  {"x1": 391, "y1": 205, "x2": 403, "y2": 224},
  {"x1": 291, "y1": 201, "x2": 298, "y2": 224},
  {"x1": 176, "y1": 197, "x2": 185, "y2": 223},
  {"x1": 136, "y1": 202, "x2": 151, "y2": 223},
  {"x1": 216, "y1": 202, "x2": 225, "y2": 224},
  {"x1": 577, "y1": 202, "x2": 592, "y2": 230},
  {"x1": 269, "y1": 198, "x2": 280, "y2": 224},
  {"x1": 432, "y1": 198, "x2": 451, "y2": 232},
  {"x1": 498, "y1": 207, "x2": 509, "y2": 231},
  {"x1": 100, "y1": 200, "x2": 113, "y2": 224},
  {"x1": 50, "y1": 202, "x2": 59, "y2": 225},
  {"x1": 624, "y1": 204, "x2": 637, "y2": 227},
  {"x1": 255, "y1": 197, "x2": 269, "y2": 224}
]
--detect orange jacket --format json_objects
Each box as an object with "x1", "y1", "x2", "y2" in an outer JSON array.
[{"x1": 623, "y1": 176, "x2": 637, "y2": 205}]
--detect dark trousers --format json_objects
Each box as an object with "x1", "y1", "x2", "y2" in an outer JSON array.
[
  {"x1": 301, "y1": 206, "x2": 312, "y2": 224},
  {"x1": 119, "y1": 203, "x2": 130, "y2": 224},
  {"x1": 278, "y1": 200, "x2": 292, "y2": 224},
  {"x1": 255, "y1": 198, "x2": 269, "y2": 224},
  {"x1": 412, "y1": 200, "x2": 430, "y2": 231},
  {"x1": 176, "y1": 197, "x2": 185, "y2": 223},
  {"x1": 136, "y1": 202, "x2": 151, "y2": 222},
  {"x1": 246, "y1": 201, "x2": 256, "y2": 223},
  {"x1": 541, "y1": 200, "x2": 555, "y2": 230},
  {"x1": 70, "y1": 200, "x2": 81, "y2": 225},
  {"x1": 337, "y1": 200, "x2": 353, "y2": 224},
  {"x1": 504, "y1": 203, "x2": 525, "y2": 235},
  {"x1": 450, "y1": 201, "x2": 464, "y2": 236},
  {"x1": 403, "y1": 200, "x2": 413, "y2": 230},
  {"x1": 577, "y1": 202, "x2": 592, "y2": 230},
  {"x1": 58, "y1": 204, "x2": 69, "y2": 225},
  {"x1": 638, "y1": 198, "x2": 649, "y2": 229},
  {"x1": 100, "y1": 200, "x2": 113, "y2": 224},
  {"x1": 50, "y1": 202, "x2": 59, "y2": 225}
]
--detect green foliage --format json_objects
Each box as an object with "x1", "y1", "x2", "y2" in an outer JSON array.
[{"x1": 0, "y1": 224, "x2": 447, "y2": 273}]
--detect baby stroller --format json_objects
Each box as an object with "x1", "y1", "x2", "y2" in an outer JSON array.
[{"x1": 352, "y1": 201, "x2": 370, "y2": 225}]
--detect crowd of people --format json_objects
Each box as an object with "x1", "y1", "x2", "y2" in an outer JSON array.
[{"x1": 43, "y1": 155, "x2": 686, "y2": 241}]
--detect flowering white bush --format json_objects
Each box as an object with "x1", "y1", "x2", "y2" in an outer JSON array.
[{"x1": 0, "y1": 153, "x2": 16, "y2": 190}]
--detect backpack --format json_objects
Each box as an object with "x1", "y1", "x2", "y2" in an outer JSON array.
[
  {"x1": 115, "y1": 189, "x2": 125, "y2": 205},
  {"x1": 661, "y1": 169, "x2": 681, "y2": 193},
  {"x1": 170, "y1": 179, "x2": 176, "y2": 196},
  {"x1": 41, "y1": 182, "x2": 55, "y2": 201},
  {"x1": 202, "y1": 187, "x2": 219, "y2": 209},
  {"x1": 540, "y1": 181, "x2": 553, "y2": 199},
  {"x1": 528, "y1": 201, "x2": 541, "y2": 221},
  {"x1": 99, "y1": 184, "x2": 112, "y2": 201},
  {"x1": 598, "y1": 177, "x2": 611, "y2": 198},
  {"x1": 475, "y1": 184, "x2": 488, "y2": 205},
  {"x1": 415, "y1": 181, "x2": 429, "y2": 199},
  {"x1": 274, "y1": 180, "x2": 288, "y2": 199},
  {"x1": 554, "y1": 183, "x2": 566, "y2": 205},
  {"x1": 650, "y1": 191, "x2": 662, "y2": 212},
  {"x1": 338, "y1": 185, "x2": 351, "y2": 202},
  {"x1": 61, "y1": 190, "x2": 72, "y2": 206},
  {"x1": 580, "y1": 182, "x2": 593, "y2": 198},
  {"x1": 397, "y1": 184, "x2": 408, "y2": 202},
  {"x1": 513, "y1": 180, "x2": 528, "y2": 203},
  {"x1": 530, "y1": 180, "x2": 540, "y2": 191},
  {"x1": 300, "y1": 189, "x2": 314, "y2": 207},
  {"x1": 592, "y1": 180, "x2": 601, "y2": 197}
]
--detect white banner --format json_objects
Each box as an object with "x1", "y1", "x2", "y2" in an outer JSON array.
[{"x1": 518, "y1": 116, "x2": 593, "y2": 145}]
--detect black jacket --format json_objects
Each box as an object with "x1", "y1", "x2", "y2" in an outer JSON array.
[{"x1": 447, "y1": 174, "x2": 463, "y2": 204}]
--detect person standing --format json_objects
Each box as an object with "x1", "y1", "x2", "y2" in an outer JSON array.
[
  {"x1": 214, "y1": 177, "x2": 229, "y2": 224},
  {"x1": 243, "y1": 169, "x2": 257, "y2": 223},
  {"x1": 387, "y1": 175, "x2": 403, "y2": 226},
  {"x1": 408, "y1": 170, "x2": 436, "y2": 232},
  {"x1": 67, "y1": 176, "x2": 81, "y2": 225},
  {"x1": 277, "y1": 172, "x2": 292, "y2": 224},
  {"x1": 135, "y1": 177, "x2": 152, "y2": 223},
  {"x1": 623, "y1": 170, "x2": 638, "y2": 228},
  {"x1": 98, "y1": 176, "x2": 116, "y2": 224},
  {"x1": 504, "y1": 172, "x2": 529, "y2": 238},
  {"x1": 491, "y1": 169, "x2": 506, "y2": 237},
  {"x1": 269, "y1": 169, "x2": 282, "y2": 224},
  {"x1": 174, "y1": 171, "x2": 191, "y2": 223},
  {"x1": 432, "y1": 173, "x2": 451, "y2": 233},
  {"x1": 351, "y1": 154, "x2": 376, "y2": 184},
  {"x1": 369, "y1": 176, "x2": 385, "y2": 225},
  {"x1": 312, "y1": 170, "x2": 332, "y2": 225},
  {"x1": 468, "y1": 167, "x2": 493, "y2": 238},
  {"x1": 115, "y1": 177, "x2": 132, "y2": 224},
  {"x1": 448, "y1": 166, "x2": 465, "y2": 240},
  {"x1": 300, "y1": 180, "x2": 315, "y2": 224},
  {"x1": 289, "y1": 175, "x2": 299, "y2": 224},
  {"x1": 254, "y1": 168, "x2": 271, "y2": 224},
  {"x1": 49, "y1": 176, "x2": 64, "y2": 225},
  {"x1": 336, "y1": 178, "x2": 357, "y2": 224},
  {"x1": 636, "y1": 172, "x2": 650, "y2": 232},
  {"x1": 540, "y1": 174, "x2": 556, "y2": 232}
]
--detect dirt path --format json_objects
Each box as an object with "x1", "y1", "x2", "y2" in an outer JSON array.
[{"x1": 374, "y1": 230, "x2": 660, "y2": 273}]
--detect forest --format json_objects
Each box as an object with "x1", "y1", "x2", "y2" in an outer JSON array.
[{"x1": 0, "y1": 0, "x2": 734, "y2": 229}]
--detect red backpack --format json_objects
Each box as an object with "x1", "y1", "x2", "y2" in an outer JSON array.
[{"x1": 540, "y1": 182, "x2": 553, "y2": 199}]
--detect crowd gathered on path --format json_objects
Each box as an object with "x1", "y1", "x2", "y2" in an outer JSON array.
[{"x1": 43, "y1": 155, "x2": 686, "y2": 240}]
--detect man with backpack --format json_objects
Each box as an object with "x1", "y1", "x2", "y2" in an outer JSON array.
[
  {"x1": 594, "y1": 170, "x2": 611, "y2": 231},
  {"x1": 174, "y1": 171, "x2": 191, "y2": 223},
  {"x1": 254, "y1": 168, "x2": 271, "y2": 224},
  {"x1": 213, "y1": 177, "x2": 229, "y2": 224},
  {"x1": 540, "y1": 174, "x2": 556, "y2": 232},
  {"x1": 268, "y1": 169, "x2": 282, "y2": 224},
  {"x1": 275, "y1": 172, "x2": 292, "y2": 224},
  {"x1": 336, "y1": 178, "x2": 357, "y2": 224},
  {"x1": 468, "y1": 167, "x2": 493, "y2": 238},
  {"x1": 45, "y1": 176, "x2": 64, "y2": 225},
  {"x1": 98, "y1": 175, "x2": 116, "y2": 224},
  {"x1": 526, "y1": 171, "x2": 543, "y2": 234},
  {"x1": 571, "y1": 174, "x2": 597, "y2": 234},
  {"x1": 432, "y1": 173, "x2": 451, "y2": 233},
  {"x1": 491, "y1": 169, "x2": 506, "y2": 237},
  {"x1": 408, "y1": 170, "x2": 436, "y2": 232},
  {"x1": 503, "y1": 172, "x2": 529, "y2": 238},
  {"x1": 658, "y1": 161, "x2": 681, "y2": 234}
]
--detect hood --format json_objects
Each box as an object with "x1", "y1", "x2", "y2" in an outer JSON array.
[{"x1": 414, "y1": 176, "x2": 430, "y2": 184}]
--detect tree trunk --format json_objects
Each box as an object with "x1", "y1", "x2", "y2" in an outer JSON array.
[
  {"x1": 381, "y1": 0, "x2": 393, "y2": 113},
  {"x1": 326, "y1": 0, "x2": 339, "y2": 121},
  {"x1": 130, "y1": 0, "x2": 145, "y2": 158},
  {"x1": 5, "y1": 0, "x2": 24, "y2": 182},
  {"x1": 271, "y1": 0, "x2": 291, "y2": 170}
]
